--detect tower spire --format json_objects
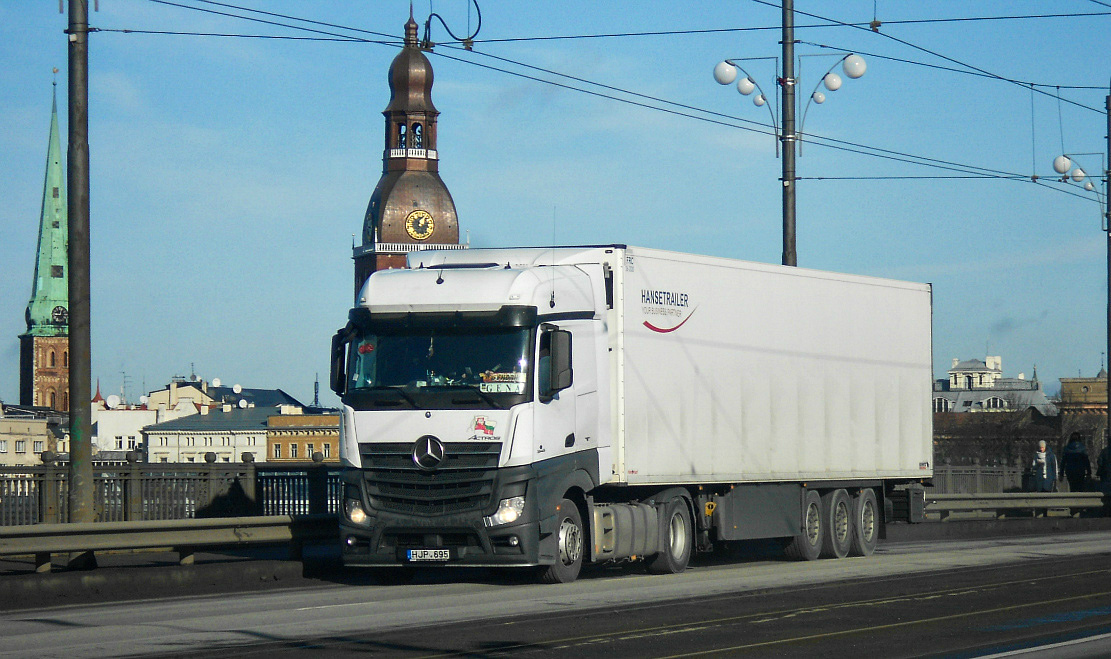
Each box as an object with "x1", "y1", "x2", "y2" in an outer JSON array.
[{"x1": 19, "y1": 79, "x2": 71, "y2": 410}]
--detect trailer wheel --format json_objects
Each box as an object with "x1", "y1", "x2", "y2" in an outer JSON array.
[
  {"x1": 540, "y1": 499, "x2": 584, "y2": 584},
  {"x1": 820, "y1": 489, "x2": 852, "y2": 559},
  {"x1": 647, "y1": 497, "x2": 693, "y2": 574},
  {"x1": 785, "y1": 490, "x2": 824, "y2": 561},
  {"x1": 850, "y1": 489, "x2": 879, "y2": 556}
]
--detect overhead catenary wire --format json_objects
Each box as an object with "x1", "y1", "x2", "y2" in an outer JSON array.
[{"x1": 122, "y1": 0, "x2": 1104, "y2": 195}]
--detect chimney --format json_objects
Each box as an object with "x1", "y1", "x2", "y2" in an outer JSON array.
[
  {"x1": 199, "y1": 405, "x2": 209, "y2": 416},
  {"x1": 951, "y1": 358, "x2": 959, "y2": 368},
  {"x1": 170, "y1": 381, "x2": 178, "y2": 408},
  {"x1": 222, "y1": 403, "x2": 232, "y2": 413}
]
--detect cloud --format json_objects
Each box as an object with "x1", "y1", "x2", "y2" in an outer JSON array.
[{"x1": 990, "y1": 310, "x2": 1049, "y2": 337}]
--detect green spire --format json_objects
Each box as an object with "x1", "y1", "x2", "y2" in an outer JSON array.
[{"x1": 24, "y1": 82, "x2": 69, "y2": 337}]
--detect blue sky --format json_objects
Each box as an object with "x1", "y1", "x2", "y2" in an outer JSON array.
[{"x1": 1, "y1": 1, "x2": 1108, "y2": 406}]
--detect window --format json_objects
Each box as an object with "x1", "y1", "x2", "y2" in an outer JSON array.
[
  {"x1": 307, "y1": 443, "x2": 315, "y2": 458},
  {"x1": 290, "y1": 443, "x2": 298, "y2": 459},
  {"x1": 15, "y1": 441, "x2": 26, "y2": 453},
  {"x1": 115, "y1": 436, "x2": 124, "y2": 450},
  {"x1": 397, "y1": 123, "x2": 407, "y2": 148},
  {"x1": 52, "y1": 186, "x2": 59, "y2": 198},
  {"x1": 933, "y1": 398, "x2": 951, "y2": 413},
  {"x1": 33, "y1": 441, "x2": 44, "y2": 453},
  {"x1": 51, "y1": 265, "x2": 63, "y2": 278},
  {"x1": 160, "y1": 457, "x2": 168, "y2": 463},
  {"x1": 128, "y1": 437, "x2": 137, "y2": 449},
  {"x1": 64, "y1": 351, "x2": 68, "y2": 367},
  {"x1": 323, "y1": 443, "x2": 331, "y2": 458},
  {"x1": 411, "y1": 123, "x2": 423, "y2": 149},
  {"x1": 273, "y1": 444, "x2": 281, "y2": 459},
  {"x1": 49, "y1": 391, "x2": 56, "y2": 408},
  {"x1": 985, "y1": 397, "x2": 1007, "y2": 410},
  {"x1": 0, "y1": 440, "x2": 7, "y2": 453}
]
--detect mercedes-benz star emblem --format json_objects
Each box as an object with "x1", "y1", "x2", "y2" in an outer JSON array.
[{"x1": 412, "y1": 435, "x2": 445, "y2": 471}]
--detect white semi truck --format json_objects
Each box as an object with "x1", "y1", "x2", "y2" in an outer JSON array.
[{"x1": 330, "y1": 246, "x2": 933, "y2": 583}]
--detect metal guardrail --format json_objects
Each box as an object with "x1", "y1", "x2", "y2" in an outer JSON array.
[
  {"x1": 925, "y1": 492, "x2": 1106, "y2": 520},
  {"x1": 0, "y1": 514, "x2": 339, "y2": 573},
  {"x1": 0, "y1": 460, "x2": 343, "y2": 526}
]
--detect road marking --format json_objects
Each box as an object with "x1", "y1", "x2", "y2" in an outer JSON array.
[
  {"x1": 657, "y1": 590, "x2": 1111, "y2": 658},
  {"x1": 978, "y1": 631, "x2": 1111, "y2": 657},
  {"x1": 410, "y1": 568, "x2": 1111, "y2": 658}
]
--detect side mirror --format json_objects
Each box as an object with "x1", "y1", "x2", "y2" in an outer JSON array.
[
  {"x1": 330, "y1": 326, "x2": 352, "y2": 395},
  {"x1": 539, "y1": 329, "x2": 573, "y2": 402}
]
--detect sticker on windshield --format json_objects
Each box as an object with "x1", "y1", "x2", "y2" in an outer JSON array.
[
  {"x1": 479, "y1": 372, "x2": 526, "y2": 394},
  {"x1": 479, "y1": 382, "x2": 526, "y2": 394}
]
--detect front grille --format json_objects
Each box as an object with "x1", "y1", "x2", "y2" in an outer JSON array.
[{"x1": 359, "y1": 442, "x2": 501, "y2": 516}]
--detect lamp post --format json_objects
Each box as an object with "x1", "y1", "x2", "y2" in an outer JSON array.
[
  {"x1": 1052, "y1": 81, "x2": 1111, "y2": 436},
  {"x1": 713, "y1": 0, "x2": 864, "y2": 267}
]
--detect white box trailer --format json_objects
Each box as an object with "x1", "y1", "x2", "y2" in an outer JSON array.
[
  {"x1": 331, "y1": 245, "x2": 933, "y2": 583},
  {"x1": 615, "y1": 247, "x2": 933, "y2": 485}
]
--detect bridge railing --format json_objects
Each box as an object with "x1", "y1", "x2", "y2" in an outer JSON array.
[{"x1": 0, "y1": 456, "x2": 342, "y2": 526}]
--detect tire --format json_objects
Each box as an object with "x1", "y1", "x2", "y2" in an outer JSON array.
[
  {"x1": 647, "y1": 497, "x2": 693, "y2": 574},
  {"x1": 850, "y1": 489, "x2": 879, "y2": 557},
  {"x1": 785, "y1": 490, "x2": 824, "y2": 561},
  {"x1": 820, "y1": 489, "x2": 852, "y2": 559},
  {"x1": 540, "y1": 499, "x2": 584, "y2": 584}
]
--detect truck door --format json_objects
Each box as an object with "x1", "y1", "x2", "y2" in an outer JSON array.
[{"x1": 533, "y1": 325, "x2": 576, "y2": 461}]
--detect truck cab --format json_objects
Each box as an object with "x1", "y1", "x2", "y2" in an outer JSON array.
[{"x1": 331, "y1": 248, "x2": 617, "y2": 581}]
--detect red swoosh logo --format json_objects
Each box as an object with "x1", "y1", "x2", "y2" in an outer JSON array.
[{"x1": 643, "y1": 309, "x2": 696, "y2": 333}]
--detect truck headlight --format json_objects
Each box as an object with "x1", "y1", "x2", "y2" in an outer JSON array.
[
  {"x1": 346, "y1": 498, "x2": 369, "y2": 525},
  {"x1": 484, "y1": 496, "x2": 525, "y2": 527}
]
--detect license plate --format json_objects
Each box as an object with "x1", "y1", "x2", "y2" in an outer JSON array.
[{"x1": 407, "y1": 548, "x2": 451, "y2": 561}]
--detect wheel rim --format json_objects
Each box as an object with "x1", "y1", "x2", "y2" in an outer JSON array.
[
  {"x1": 668, "y1": 510, "x2": 689, "y2": 559},
  {"x1": 834, "y1": 501, "x2": 850, "y2": 544},
  {"x1": 557, "y1": 516, "x2": 582, "y2": 566},
  {"x1": 805, "y1": 501, "x2": 821, "y2": 545},
  {"x1": 860, "y1": 500, "x2": 875, "y2": 542}
]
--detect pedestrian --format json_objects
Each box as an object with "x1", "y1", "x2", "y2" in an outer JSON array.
[
  {"x1": 1096, "y1": 438, "x2": 1111, "y2": 494},
  {"x1": 1060, "y1": 432, "x2": 1092, "y2": 492},
  {"x1": 1030, "y1": 439, "x2": 1058, "y2": 492}
]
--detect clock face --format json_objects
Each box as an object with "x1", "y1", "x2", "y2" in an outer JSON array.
[
  {"x1": 52, "y1": 305, "x2": 68, "y2": 324},
  {"x1": 405, "y1": 209, "x2": 435, "y2": 241}
]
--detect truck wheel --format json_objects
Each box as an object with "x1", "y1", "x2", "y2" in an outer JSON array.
[
  {"x1": 540, "y1": 499, "x2": 584, "y2": 584},
  {"x1": 648, "y1": 498, "x2": 693, "y2": 574},
  {"x1": 850, "y1": 489, "x2": 879, "y2": 556},
  {"x1": 785, "y1": 490, "x2": 824, "y2": 561},
  {"x1": 820, "y1": 489, "x2": 852, "y2": 559}
]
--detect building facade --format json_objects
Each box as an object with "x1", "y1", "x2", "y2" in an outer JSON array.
[
  {"x1": 19, "y1": 85, "x2": 70, "y2": 411},
  {"x1": 266, "y1": 409, "x2": 340, "y2": 462},
  {"x1": 143, "y1": 406, "x2": 271, "y2": 464},
  {"x1": 353, "y1": 14, "x2": 463, "y2": 297},
  {"x1": 933, "y1": 356, "x2": 1055, "y2": 416}
]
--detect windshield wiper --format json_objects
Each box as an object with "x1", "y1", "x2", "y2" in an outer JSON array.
[
  {"x1": 439, "y1": 384, "x2": 504, "y2": 409},
  {"x1": 364, "y1": 386, "x2": 420, "y2": 409}
]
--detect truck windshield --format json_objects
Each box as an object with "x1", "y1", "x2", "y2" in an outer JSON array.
[{"x1": 347, "y1": 327, "x2": 532, "y2": 410}]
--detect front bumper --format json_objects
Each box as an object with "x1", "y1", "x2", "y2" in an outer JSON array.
[{"x1": 340, "y1": 464, "x2": 553, "y2": 568}]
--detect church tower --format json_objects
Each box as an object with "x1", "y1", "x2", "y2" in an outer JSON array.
[
  {"x1": 19, "y1": 82, "x2": 70, "y2": 411},
  {"x1": 353, "y1": 14, "x2": 461, "y2": 297}
]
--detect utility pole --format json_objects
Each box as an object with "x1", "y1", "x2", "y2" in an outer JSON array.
[
  {"x1": 67, "y1": 0, "x2": 94, "y2": 527},
  {"x1": 1105, "y1": 80, "x2": 1110, "y2": 439},
  {"x1": 780, "y1": 0, "x2": 797, "y2": 267}
]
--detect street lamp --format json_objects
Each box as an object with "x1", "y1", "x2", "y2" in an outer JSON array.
[
  {"x1": 713, "y1": 51, "x2": 866, "y2": 266},
  {"x1": 1053, "y1": 82, "x2": 1111, "y2": 437}
]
